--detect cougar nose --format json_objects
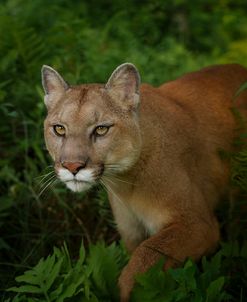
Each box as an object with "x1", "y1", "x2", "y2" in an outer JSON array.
[{"x1": 62, "y1": 161, "x2": 86, "y2": 175}]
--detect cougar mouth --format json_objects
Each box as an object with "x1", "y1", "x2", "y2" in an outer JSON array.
[
  {"x1": 64, "y1": 180, "x2": 93, "y2": 192},
  {"x1": 56, "y1": 165, "x2": 104, "y2": 192}
]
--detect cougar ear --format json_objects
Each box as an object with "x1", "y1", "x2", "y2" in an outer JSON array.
[
  {"x1": 41, "y1": 65, "x2": 69, "y2": 106},
  {"x1": 105, "y1": 63, "x2": 141, "y2": 109}
]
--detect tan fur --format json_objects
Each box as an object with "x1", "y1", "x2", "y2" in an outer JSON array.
[{"x1": 42, "y1": 63, "x2": 247, "y2": 301}]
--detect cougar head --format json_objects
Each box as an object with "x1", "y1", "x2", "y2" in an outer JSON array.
[{"x1": 41, "y1": 63, "x2": 142, "y2": 192}]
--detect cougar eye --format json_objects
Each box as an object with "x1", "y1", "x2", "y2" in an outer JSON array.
[
  {"x1": 53, "y1": 125, "x2": 65, "y2": 136},
  {"x1": 94, "y1": 125, "x2": 109, "y2": 137}
]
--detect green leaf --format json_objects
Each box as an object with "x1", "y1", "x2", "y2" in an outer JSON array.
[
  {"x1": 8, "y1": 285, "x2": 42, "y2": 294},
  {"x1": 15, "y1": 273, "x2": 41, "y2": 286},
  {"x1": 135, "y1": 258, "x2": 166, "y2": 292},
  {"x1": 210, "y1": 251, "x2": 222, "y2": 273},
  {"x1": 87, "y1": 241, "x2": 125, "y2": 299},
  {"x1": 78, "y1": 242, "x2": 86, "y2": 266},
  {"x1": 44, "y1": 256, "x2": 64, "y2": 292},
  {"x1": 206, "y1": 277, "x2": 225, "y2": 302}
]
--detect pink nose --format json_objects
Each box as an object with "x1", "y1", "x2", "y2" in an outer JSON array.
[{"x1": 62, "y1": 162, "x2": 85, "y2": 174}]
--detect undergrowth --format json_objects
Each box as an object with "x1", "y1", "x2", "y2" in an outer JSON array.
[
  {"x1": 1, "y1": 0, "x2": 247, "y2": 301},
  {"x1": 4, "y1": 240, "x2": 247, "y2": 301}
]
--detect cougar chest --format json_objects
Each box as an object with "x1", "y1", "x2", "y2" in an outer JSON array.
[{"x1": 108, "y1": 189, "x2": 172, "y2": 249}]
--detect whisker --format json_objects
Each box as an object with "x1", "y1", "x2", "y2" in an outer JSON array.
[
  {"x1": 35, "y1": 170, "x2": 54, "y2": 178},
  {"x1": 102, "y1": 175, "x2": 117, "y2": 188},
  {"x1": 104, "y1": 163, "x2": 132, "y2": 173},
  {"x1": 99, "y1": 179, "x2": 107, "y2": 191},
  {"x1": 104, "y1": 171, "x2": 135, "y2": 186},
  {"x1": 36, "y1": 165, "x2": 54, "y2": 175},
  {"x1": 100, "y1": 178, "x2": 117, "y2": 197},
  {"x1": 104, "y1": 164, "x2": 122, "y2": 168},
  {"x1": 37, "y1": 173, "x2": 56, "y2": 187},
  {"x1": 50, "y1": 179, "x2": 59, "y2": 190},
  {"x1": 35, "y1": 170, "x2": 55, "y2": 182},
  {"x1": 38, "y1": 176, "x2": 57, "y2": 197},
  {"x1": 101, "y1": 177, "x2": 129, "y2": 210},
  {"x1": 42, "y1": 165, "x2": 54, "y2": 172},
  {"x1": 38, "y1": 174, "x2": 57, "y2": 191}
]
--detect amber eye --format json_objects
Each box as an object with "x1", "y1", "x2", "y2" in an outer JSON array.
[
  {"x1": 94, "y1": 125, "x2": 109, "y2": 137},
  {"x1": 53, "y1": 125, "x2": 66, "y2": 136}
]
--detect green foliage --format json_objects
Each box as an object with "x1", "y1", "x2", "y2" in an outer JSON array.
[
  {"x1": 131, "y1": 243, "x2": 247, "y2": 302},
  {"x1": 1, "y1": 0, "x2": 247, "y2": 301},
  {"x1": 6, "y1": 241, "x2": 127, "y2": 302},
  {"x1": 131, "y1": 257, "x2": 228, "y2": 302},
  {"x1": 87, "y1": 242, "x2": 127, "y2": 299},
  {"x1": 5, "y1": 241, "x2": 247, "y2": 301}
]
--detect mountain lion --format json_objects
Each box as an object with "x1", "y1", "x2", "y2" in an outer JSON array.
[{"x1": 41, "y1": 63, "x2": 247, "y2": 301}]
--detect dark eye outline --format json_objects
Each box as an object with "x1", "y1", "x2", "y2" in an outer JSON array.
[
  {"x1": 94, "y1": 125, "x2": 110, "y2": 137},
  {"x1": 93, "y1": 123, "x2": 114, "y2": 138},
  {"x1": 53, "y1": 124, "x2": 66, "y2": 136}
]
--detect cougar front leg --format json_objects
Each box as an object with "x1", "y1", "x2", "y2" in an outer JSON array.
[{"x1": 119, "y1": 214, "x2": 220, "y2": 302}]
